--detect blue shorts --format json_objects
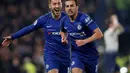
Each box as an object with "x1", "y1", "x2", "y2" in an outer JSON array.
[
  {"x1": 44, "y1": 60, "x2": 70, "y2": 73},
  {"x1": 71, "y1": 54, "x2": 99, "y2": 73}
]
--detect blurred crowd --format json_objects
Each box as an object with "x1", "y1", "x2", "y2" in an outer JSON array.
[{"x1": 0, "y1": 0, "x2": 130, "y2": 73}]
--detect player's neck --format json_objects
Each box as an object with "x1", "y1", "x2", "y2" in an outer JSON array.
[
  {"x1": 69, "y1": 12, "x2": 78, "y2": 22},
  {"x1": 51, "y1": 12, "x2": 61, "y2": 20}
]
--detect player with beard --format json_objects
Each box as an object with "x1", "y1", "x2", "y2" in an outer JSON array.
[
  {"x1": 60, "y1": 0, "x2": 103, "y2": 73},
  {"x1": 2, "y1": 0, "x2": 70, "y2": 73}
]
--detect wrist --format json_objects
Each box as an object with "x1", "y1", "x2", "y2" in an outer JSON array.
[{"x1": 84, "y1": 39, "x2": 88, "y2": 44}]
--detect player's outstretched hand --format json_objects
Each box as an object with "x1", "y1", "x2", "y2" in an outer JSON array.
[{"x1": 2, "y1": 36, "x2": 12, "y2": 46}]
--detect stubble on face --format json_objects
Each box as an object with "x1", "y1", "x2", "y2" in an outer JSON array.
[{"x1": 49, "y1": 0, "x2": 62, "y2": 18}]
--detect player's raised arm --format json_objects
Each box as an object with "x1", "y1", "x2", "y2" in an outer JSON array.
[{"x1": 2, "y1": 17, "x2": 42, "y2": 47}]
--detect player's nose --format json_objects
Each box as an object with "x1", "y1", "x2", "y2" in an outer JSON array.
[{"x1": 55, "y1": 4, "x2": 59, "y2": 8}]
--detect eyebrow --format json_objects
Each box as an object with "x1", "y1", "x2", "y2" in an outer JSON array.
[{"x1": 66, "y1": 3, "x2": 74, "y2": 6}]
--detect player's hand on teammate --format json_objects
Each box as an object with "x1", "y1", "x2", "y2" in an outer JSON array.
[
  {"x1": 75, "y1": 40, "x2": 86, "y2": 46},
  {"x1": 2, "y1": 36, "x2": 12, "y2": 46}
]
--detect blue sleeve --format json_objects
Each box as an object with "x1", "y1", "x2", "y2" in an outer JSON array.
[
  {"x1": 83, "y1": 14, "x2": 98, "y2": 31},
  {"x1": 60, "y1": 17, "x2": 67, "y2": 32},
  {"x1": 11, "y1": 17, "x2": 43, "y2": 40}
]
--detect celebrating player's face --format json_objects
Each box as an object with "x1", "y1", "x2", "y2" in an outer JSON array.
[
  {"x1": 49, "y1": 0, "x2": 62, "y2": 16},
  {"x1": 65, "y1": 0, "x2": 78, "y2": 16}
]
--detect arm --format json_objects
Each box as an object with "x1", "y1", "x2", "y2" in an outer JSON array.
[
  {"x1": 11, "y1": 24, "x2": 40, "y2": 40},
  {"x1": 109, "y1": 23, "x2": 124, "y2": 36},
  {"x1": 2, "y1": 19, "x2": 42, "y2": 46},
  {"x1": 60, "y1": 17, "x2": 68, "y2": 44},
  {"x1": 76, "y1": 14, "x2": 103, "y2": 46},
  {"x1": 2, "y1": 25, "x2": 36, "y2": 46},
  {"x1": 84, "y1": 28, "x2": 103, "y2": 43},
  {"x1": 76, "y1": 28, "x2": 103, "y2": 46},
  {"x1": 115, "y1": 24, "x2": 124, "y2": 34},
  {"x1": 60, "y1": 31, "x2": 68, "y2": 44}
]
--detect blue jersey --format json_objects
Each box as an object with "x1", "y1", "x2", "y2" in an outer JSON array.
[
  {"x1": 11, "y1": 12, "x2": 70, "y2": 62},
  {"x1": 61, "y1": 12, "x2": 99, "y2": 57}
]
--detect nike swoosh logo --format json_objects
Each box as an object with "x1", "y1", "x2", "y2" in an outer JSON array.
[
  {"x1": 64, "y1": 27, "x2": 68, "y2": 29},
  {"x1": 47, "y1": 25, "x2": 52, "y2": 28}
]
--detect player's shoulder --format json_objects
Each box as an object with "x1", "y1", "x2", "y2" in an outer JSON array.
[
  {"x1": 61, "y1": 11, "x2": 68, "y2": 20},
  {"x1": 61, "y1": 13, "x2": 68, "y2": 21},
  {"x1": 61, "y1": 11, "x2": 67, "y2": 17},
  {"x1": 38, "y1": 12, "x2": 51, "y2": 20},
  {"x1": 36, "y1": 12, "x2": 51, "y2": 23},
  {"x1": 79, "y1": 12, "x2": 92, "y2": 23},
  {"x1": 79, "y1": 12, "x2": 90, "y2": 19}
]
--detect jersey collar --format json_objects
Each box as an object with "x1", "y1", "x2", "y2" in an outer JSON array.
[{"x1": 51, "y1": 11, "x2": 62, "y2": 20}]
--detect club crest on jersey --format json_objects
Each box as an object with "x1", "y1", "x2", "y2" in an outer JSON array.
[
  {"x1": 71, "y1": 61, "x2": 75, "y2": 66},
  {"x1": 77, "y1": 24, "x2": 82, "y2": 30}
]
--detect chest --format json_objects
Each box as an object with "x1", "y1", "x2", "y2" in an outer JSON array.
[
  {"x1": 64, "y1": 21, "x2": 85, "y2": 33},
  {"x1": 45, "y1": 19, "x2": 60, "y2": 32}
]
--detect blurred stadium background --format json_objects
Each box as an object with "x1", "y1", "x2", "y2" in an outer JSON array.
[{"x1": 0, "y1": 0, "x2": 130, "y2": 73}]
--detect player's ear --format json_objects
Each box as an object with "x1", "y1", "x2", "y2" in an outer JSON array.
[
  {"x1": 48, "y1": 4, "x2": 51, "y2": 9},
  {"x1": 77, "y1": 6, "x2": 79, "y2": 10}
]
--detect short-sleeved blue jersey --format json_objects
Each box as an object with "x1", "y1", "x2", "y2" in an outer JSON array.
[
  {"x1": 11, "y1": 12, "x2": 70, "y2": 62},
  {"x1": 61, "y1": 12, "x2": 99, "y2": 57}
]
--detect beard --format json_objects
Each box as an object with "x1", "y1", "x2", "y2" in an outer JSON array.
[
  {"x1": 67, "y1": 10, "x2": 74, "y2": 16},
  {"x1": 52, "y1": 8, "x2": 61, "y2": 16}
]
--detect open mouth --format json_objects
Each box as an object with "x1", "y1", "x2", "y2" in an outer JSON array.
[
  {"x1": 68, "y1": 10, "x2": 73, "y2": 14},
  {"x1": 54, "y1": 9, "x2": 60, "y2": 12}
]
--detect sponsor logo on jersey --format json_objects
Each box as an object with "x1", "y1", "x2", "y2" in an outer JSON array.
[
  {"x1": 69, "y1": 32, "x2": 86, "y2": 36},
  {"x1": 48, "y1": 32, "x2": 60, "y2": 35}
]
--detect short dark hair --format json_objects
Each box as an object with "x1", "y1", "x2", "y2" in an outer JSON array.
[{"x1": 65, "y1": 0, "x2": 78, "y2": 6}]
